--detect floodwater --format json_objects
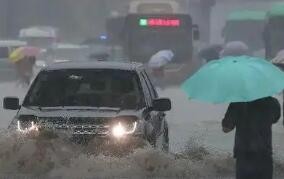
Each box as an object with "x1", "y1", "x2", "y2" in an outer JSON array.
[{"x1": 0, "y1": 82, "x2": 283, "y2": 178}]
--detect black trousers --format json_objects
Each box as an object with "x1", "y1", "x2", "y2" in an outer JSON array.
[{"x1": 236, "y1": 155, "x2": 273, "y2": 179}]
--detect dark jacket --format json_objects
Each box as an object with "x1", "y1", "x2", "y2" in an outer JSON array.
[{"x1": 222, "y1": 97, "x2": 280, "y2": 158}]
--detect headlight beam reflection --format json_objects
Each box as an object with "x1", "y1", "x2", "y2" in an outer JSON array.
[
  {"x1": 17, "y1": 121, "x2": 39, "y2": 133},
  {"x1": 111, "y1": 122, "x2": 137, "y2": 138}
]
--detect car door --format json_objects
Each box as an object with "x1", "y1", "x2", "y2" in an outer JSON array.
[{"x1": 140, "y1": 70, "x2": 165, "y2": 141}]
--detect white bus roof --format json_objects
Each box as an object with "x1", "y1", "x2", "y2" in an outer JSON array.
[{"x1": 128, "y1": 0, "x2": 181, "y2": 14}]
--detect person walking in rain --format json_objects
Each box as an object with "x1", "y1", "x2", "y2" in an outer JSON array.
[
  {"x1": 198, "y1": 44, "x2": 223, "y2": 63},
  {"x1": 9, "y1": 46, "x2": 40, "y2": 86},
  {"x1": 182, "y1": 41, "x2": 284, "y2": 179},
  {"x1": 220, "y1": 41, "x2": 280, "y2": 179},
  {"x1": 222, "y1": 97, "x2": 280, "y2": 179},
  {"x1": 148, "y1": 50, "x2": 174, "y2": 89},
  {"x1": 15, "y1": 56, "x2": 36, "y2": 85}
]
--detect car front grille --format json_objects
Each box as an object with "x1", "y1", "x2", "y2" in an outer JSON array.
[
  {"x1": 68, "y1": 117, "x2": 109, "y2": 125},
  {"x1": 37, "y1": 117, "x2": 110, "y2": 135}
]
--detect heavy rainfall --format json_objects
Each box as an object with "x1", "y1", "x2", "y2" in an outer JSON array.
[{"x1": 0, "y1": 0, "x2": 284, "y2": 178}]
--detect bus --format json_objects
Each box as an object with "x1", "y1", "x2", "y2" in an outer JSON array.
[
  {"x1": 106, "y1": 1, "x2": 199, "y2": 85},
  {"x1": 223, "y1": 10, "x2": 266, "y2": 52},
  {"x1": 264, "y1": 3, "x2": 284, "y2": 59},
  {"x1": 19, "y1": 26, "x2": 59, "y2": 49},
  {"x1": 123, "y1": 14, "x2": 198, "y2": 63}
]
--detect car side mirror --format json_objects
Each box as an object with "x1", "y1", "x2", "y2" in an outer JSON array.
[
  {"x1": 192, "y1": 24, "x2": 200, "y2": 41},
  {"x1": 3, "y1": 97, "x2": 20, "y2": 110},
  {"x1": 152, "y1": 98, "x2": 171, "y2": 112}
]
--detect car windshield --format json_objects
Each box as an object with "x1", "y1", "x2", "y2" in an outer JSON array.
[{"x1": 23, "y1": 69, "x2": 144, "y2": 109}]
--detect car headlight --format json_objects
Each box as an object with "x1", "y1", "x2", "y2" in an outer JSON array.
[
  {"x1": 17, "y1": 120, "x2": 39, "y2": 133},
  {"x1": 111, "y1": 121, "x2": 137, "y2": 138}
]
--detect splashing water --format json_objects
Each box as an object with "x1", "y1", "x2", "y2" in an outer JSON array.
[{"x1": 0, "y1": 130, "x2": 283, "y2": 179}]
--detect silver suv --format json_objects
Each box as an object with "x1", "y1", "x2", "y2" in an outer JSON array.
[{"x1": 4, "y1": 61, "x2": 171, "y2": 151}]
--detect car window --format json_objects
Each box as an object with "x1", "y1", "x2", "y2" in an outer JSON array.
[
  {"x1": 138, "y1": 71, "x2": 152, "y2": 107},
  {"x1": 141, "y1": 72, "x2": 154, "y2": 100},
  {"x1": 24, "y1": 69, "x2": 145, "y2": 109},
  {"x1": 141, "y1": 71, "x2": 159, "y2": 100},
  {"x1": 142, "y1": 71, "x2": 158, "y2": 98}
]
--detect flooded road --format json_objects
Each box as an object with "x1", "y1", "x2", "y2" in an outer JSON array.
[{"x1": 0, "y1": 82, "x2": 283, "y2": 178}]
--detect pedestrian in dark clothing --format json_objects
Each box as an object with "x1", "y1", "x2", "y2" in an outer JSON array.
[
  {"x1": 222, "y1": 97, "x2": 280, "y2": 179},
  {"x1": 198, "y1": 44, "x2": 223, "y2": 62}
]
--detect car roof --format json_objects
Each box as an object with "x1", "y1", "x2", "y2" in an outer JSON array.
[
  {"x1": 0, "y1": 40, "x2": 27, "y2": 47},
  {"x1": 43, "y1": 61, "x2": 144, "y2": 72}
]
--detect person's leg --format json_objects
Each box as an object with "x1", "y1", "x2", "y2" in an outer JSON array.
[
  {"x1": 257, "y1": 156, "x2": 273, "y2": 179},
  {"x1": 236, "y1": 156, "x2": 260, "y2": 179},
  {"x1": 236, "y1": 157, "x2": 252, "y2": 179}
]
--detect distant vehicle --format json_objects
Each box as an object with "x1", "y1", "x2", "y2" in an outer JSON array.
[
  {"x1": 19, "y1": 26, "x2": 59, "y2": 49},
  {"x1": 0, "y1": 40, "x2": 27, "y2": 58},
  {"x1": 35, "y1": 43, "x2": 90, "y2": 69},
  {"x1": 81, "y1": 36, "x2": 113, "y2": 59},
  {"x1": 264, "y1": 3, "x2": 284, "y2": 59},
  {"x1": 47, "y1": 43, "x2": 90, "y2": 61},
  {"x1": 4, "y1": 61, "x2": 171, "y2": 151},
  {"x1": 223, "y1": 10, "x2": 266, "y2": 52},
  {"x1": 0, "y1": 40, "x2": 27, "y2": 81}
]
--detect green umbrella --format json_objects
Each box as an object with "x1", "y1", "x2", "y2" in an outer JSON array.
[{"x1": 181, "y1": 56, "x2": 284, "y2": 103}]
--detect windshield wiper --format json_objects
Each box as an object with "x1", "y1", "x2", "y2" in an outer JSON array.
[{"x1": 24, "y1": 106, "x2": 43, "y2": 111}]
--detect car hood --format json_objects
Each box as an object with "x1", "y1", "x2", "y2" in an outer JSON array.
[{"x1": 17, "y1": 106, "x2": 143, "y2": 118}]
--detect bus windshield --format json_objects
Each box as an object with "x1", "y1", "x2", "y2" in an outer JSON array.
[
  {"x1": 130, "y1": 28, "x2": 191, "y2": 63},
  {"x1": 124, "y1": 14, "x2": 193, "y2": 63}
]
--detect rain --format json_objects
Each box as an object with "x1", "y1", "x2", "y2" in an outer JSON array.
[{"x1": 0, "y1": 0, "x2": 284, "y2": 178}]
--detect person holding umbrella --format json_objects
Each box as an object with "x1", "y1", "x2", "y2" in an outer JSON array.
[
  {"x1": 181, "y1": 56, "x2": 284, "y2": 179},
  {"x1": 148, "y1": 50, "x2": 174, "y2": 89},
  {"x1": 9, "y1": 46, "x2": 41, "y2": 86}
]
